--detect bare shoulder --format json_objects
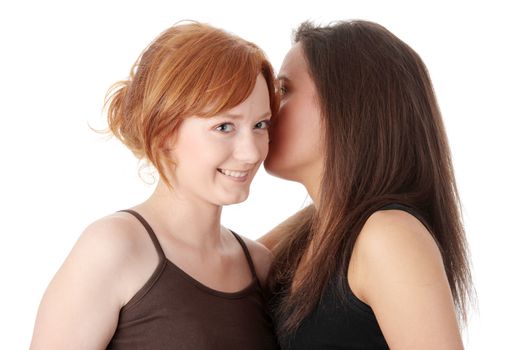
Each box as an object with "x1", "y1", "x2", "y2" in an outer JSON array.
[
  {"x1": 351, "y1": 209, "x2": 444, "y2": 292},
  {"x1": 76, "y1": 212, "x2": 148, "y2": 267},
  {"x1": 62, "y1": 212, "x2": 155, "y2": 296},
  {"x1": 350, "y1": 209, "x2": 461, "y2": 349},
  {"x1": 357, "y1": 209, "x2": 441, "y2": 262},
  {"x1": 236, "y1": 234, "x2": 273, "y2": 286},
  {"x1": 29, "y1": 212, "x2": 158, "y2": 349},
  {"x1": 59, "y1": 211, "x2": 162, "y2": 305}
]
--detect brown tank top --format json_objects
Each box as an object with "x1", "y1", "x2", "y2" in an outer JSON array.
[{"x1": 107, "y1": 210, "x2": 279, "y2": 350}]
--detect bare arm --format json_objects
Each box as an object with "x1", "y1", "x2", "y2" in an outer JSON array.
[
  {"x1": 349, "y1": 209, "x2": 463, "y2": 350},
  {"x1": 29, "y1": 216, "x2": 150, "y2": 350},
  {"x1": 257, "y1": 204, "x2": 314, "y2": 251}
]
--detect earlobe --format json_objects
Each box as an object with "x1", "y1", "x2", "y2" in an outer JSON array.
[
  {"x1": 160, "y1": 145, "x2": 175, "y2": 161},
  {"x1": 161, "y1": 133, "x2": 180, "y2": 158}
]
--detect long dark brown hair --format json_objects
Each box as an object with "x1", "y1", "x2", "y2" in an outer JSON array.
[{"x1": 269, "y1": 20, "x2": 473, "y2": 336}]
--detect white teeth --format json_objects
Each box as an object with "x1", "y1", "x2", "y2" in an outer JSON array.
[{"x1": 219, "y1": 169, "x2": 248, "y2": 178}]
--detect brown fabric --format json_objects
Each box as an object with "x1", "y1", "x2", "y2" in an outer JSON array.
[{"x1": 107, "y1": 210, "x2": 279, "y2": 350}]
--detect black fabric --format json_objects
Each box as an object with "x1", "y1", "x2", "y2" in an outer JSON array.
[{"x1": 273, "y1": 203, "x2": 428, "y2": 350}]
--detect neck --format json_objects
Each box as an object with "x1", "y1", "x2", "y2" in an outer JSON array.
[
  {"x1": 136, "y1": 181, "x2": 223, "y2": 250},
  {"x1": 301, "y1": 161, "x2": 323, "y2": 208},
  {"x1": 304, "y1": 177, "x2": 321, "y2": 208}
]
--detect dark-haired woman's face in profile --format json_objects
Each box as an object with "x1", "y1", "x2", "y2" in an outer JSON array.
[{"x1": 264, "y1": 44, "x2": 324, "y2": 184}]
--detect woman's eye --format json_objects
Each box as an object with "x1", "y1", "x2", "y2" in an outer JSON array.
[
  {"x1": 255, "y1": 119, "x2": 272, "y2": 130},
  {"x1": 215, "y1": 123, "x2": 234, "y2": 133},
  {"x1": 277, "y1": 80, "x2": 288, "y2": 96}
]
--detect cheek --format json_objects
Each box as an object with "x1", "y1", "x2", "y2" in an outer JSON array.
[
  {"x1": 281, "y1": 101, "x2": 319, "y2": 153},
  {"x1": 173, "y1": 138, "x2": 225, "y2": 174},
  {"x1": 265, "y1": 97, "x2": 323, "y2": 177},
  {"x1": 259, "y1": 134, "x2": 270, "y2": 159}
]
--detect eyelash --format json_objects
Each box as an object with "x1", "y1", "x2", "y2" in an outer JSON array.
[
  {"x1": 277, "y1": 80, "x2": 288, "y2": 96},
  {"x1": 215, "y1": 123, "x2": 234, "y2": 133},
  {"x1": 255, "y1": 119, "x2": 272, "y2": 130},
  {"x1": 215, "y1": 119, "x2": 272, "y2": 133}
]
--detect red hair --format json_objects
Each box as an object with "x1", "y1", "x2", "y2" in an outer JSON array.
[{"x1": 105, "y1": 22, "x2": 278, "y2": 185}]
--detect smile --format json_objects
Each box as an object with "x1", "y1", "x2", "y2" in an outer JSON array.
[{"x1": 217, "y1": 168, "x2": 249, "y2": 179}]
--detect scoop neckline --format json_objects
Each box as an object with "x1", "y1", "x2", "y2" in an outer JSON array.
[{"x1": 165, "y1": 258, "x2": 258, "y2": 299}]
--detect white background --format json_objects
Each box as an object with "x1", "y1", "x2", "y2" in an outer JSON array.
[{"x1": 1, "y1": 0, "x2": 523, "y2": 349}]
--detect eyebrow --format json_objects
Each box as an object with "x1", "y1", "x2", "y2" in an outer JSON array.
[
  {"x1": 277, "y1": 75, "x2": 290, "y2": 82},
  {"x1": 219, "y1": 111, "x2": 272, "y2": 119}
]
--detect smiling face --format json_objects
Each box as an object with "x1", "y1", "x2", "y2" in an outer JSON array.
[
  {"x1": 264, "y1": 44, "x2": 324, "y2": 187},
  {"x1": 166, "y1": 74, "x2": 271, "y2": 206}
]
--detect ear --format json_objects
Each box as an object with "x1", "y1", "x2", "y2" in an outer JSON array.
[
  {"x1": 155, "y1": 148, "x2": 178, "y2": 189},
  {"x1": 161, "y1": 122, "x2": 182, "y2": 154},
  {"x1": 157, "y1": 130, "x2": 180, "y2": 183}
]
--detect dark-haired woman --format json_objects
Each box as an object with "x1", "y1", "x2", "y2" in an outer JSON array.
[{"x1": 260, "y1": 20, "x2": 473, "y2": 349}]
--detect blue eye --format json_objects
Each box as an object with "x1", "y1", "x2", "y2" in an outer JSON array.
[
  {"x1": 255, "y1": 119, "x2": 271, "y2": 130},
  {"x1": 216, "y1": 123, "x2": 234, "y2": 133}
]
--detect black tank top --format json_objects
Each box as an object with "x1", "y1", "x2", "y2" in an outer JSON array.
[
  {"x1": 107, "y1": 210, "x2": 279, "y2": 350},
  {"x1": 273, "y1": 204, "x2": 429, "y2": 349}
]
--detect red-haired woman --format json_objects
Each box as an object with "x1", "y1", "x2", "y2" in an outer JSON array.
[
  {"x1": 260, "y1": 20, "x2": 474, "y2": 349},
  {"x1": 29, "y1": 22, "x2": 279, "y2": 350}
]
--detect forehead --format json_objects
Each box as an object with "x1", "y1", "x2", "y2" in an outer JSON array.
[
  {"x1": 279, "y1": 43, "x2": 309, "y2": 79},
  {"x1": 221, "y1": 74, "x2": 270, "y2": 115},
  {"x1": 183, "y1": 74, "x2": 270, "y2": 122}
]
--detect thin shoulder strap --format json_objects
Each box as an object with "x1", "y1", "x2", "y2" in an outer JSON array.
[
  {"x1": 229, "y1": 230, "x2": 258, "y2": 281},
  {"x1": 119, "y1": 209, "x2": 166, "y2": 259}
]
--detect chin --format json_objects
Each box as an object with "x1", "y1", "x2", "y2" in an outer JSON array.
[
  {"x1": 263, "y1": 157, "x2": 277, "y2": 174},
  {"x1": 264, "y1": 157, "x2": 290, "y2": 181},
  {"x1": 220, "y1": 191, "x2": 250, "y2": 206}
]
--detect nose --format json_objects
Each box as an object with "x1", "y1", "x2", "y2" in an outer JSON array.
[{"x1": 233, "y1": 130, "x2": 266, "y2": 165}]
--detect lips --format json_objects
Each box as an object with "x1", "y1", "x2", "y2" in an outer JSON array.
[{"x1": 217, "y1": 168, "x2": 249, "y2": 178}]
